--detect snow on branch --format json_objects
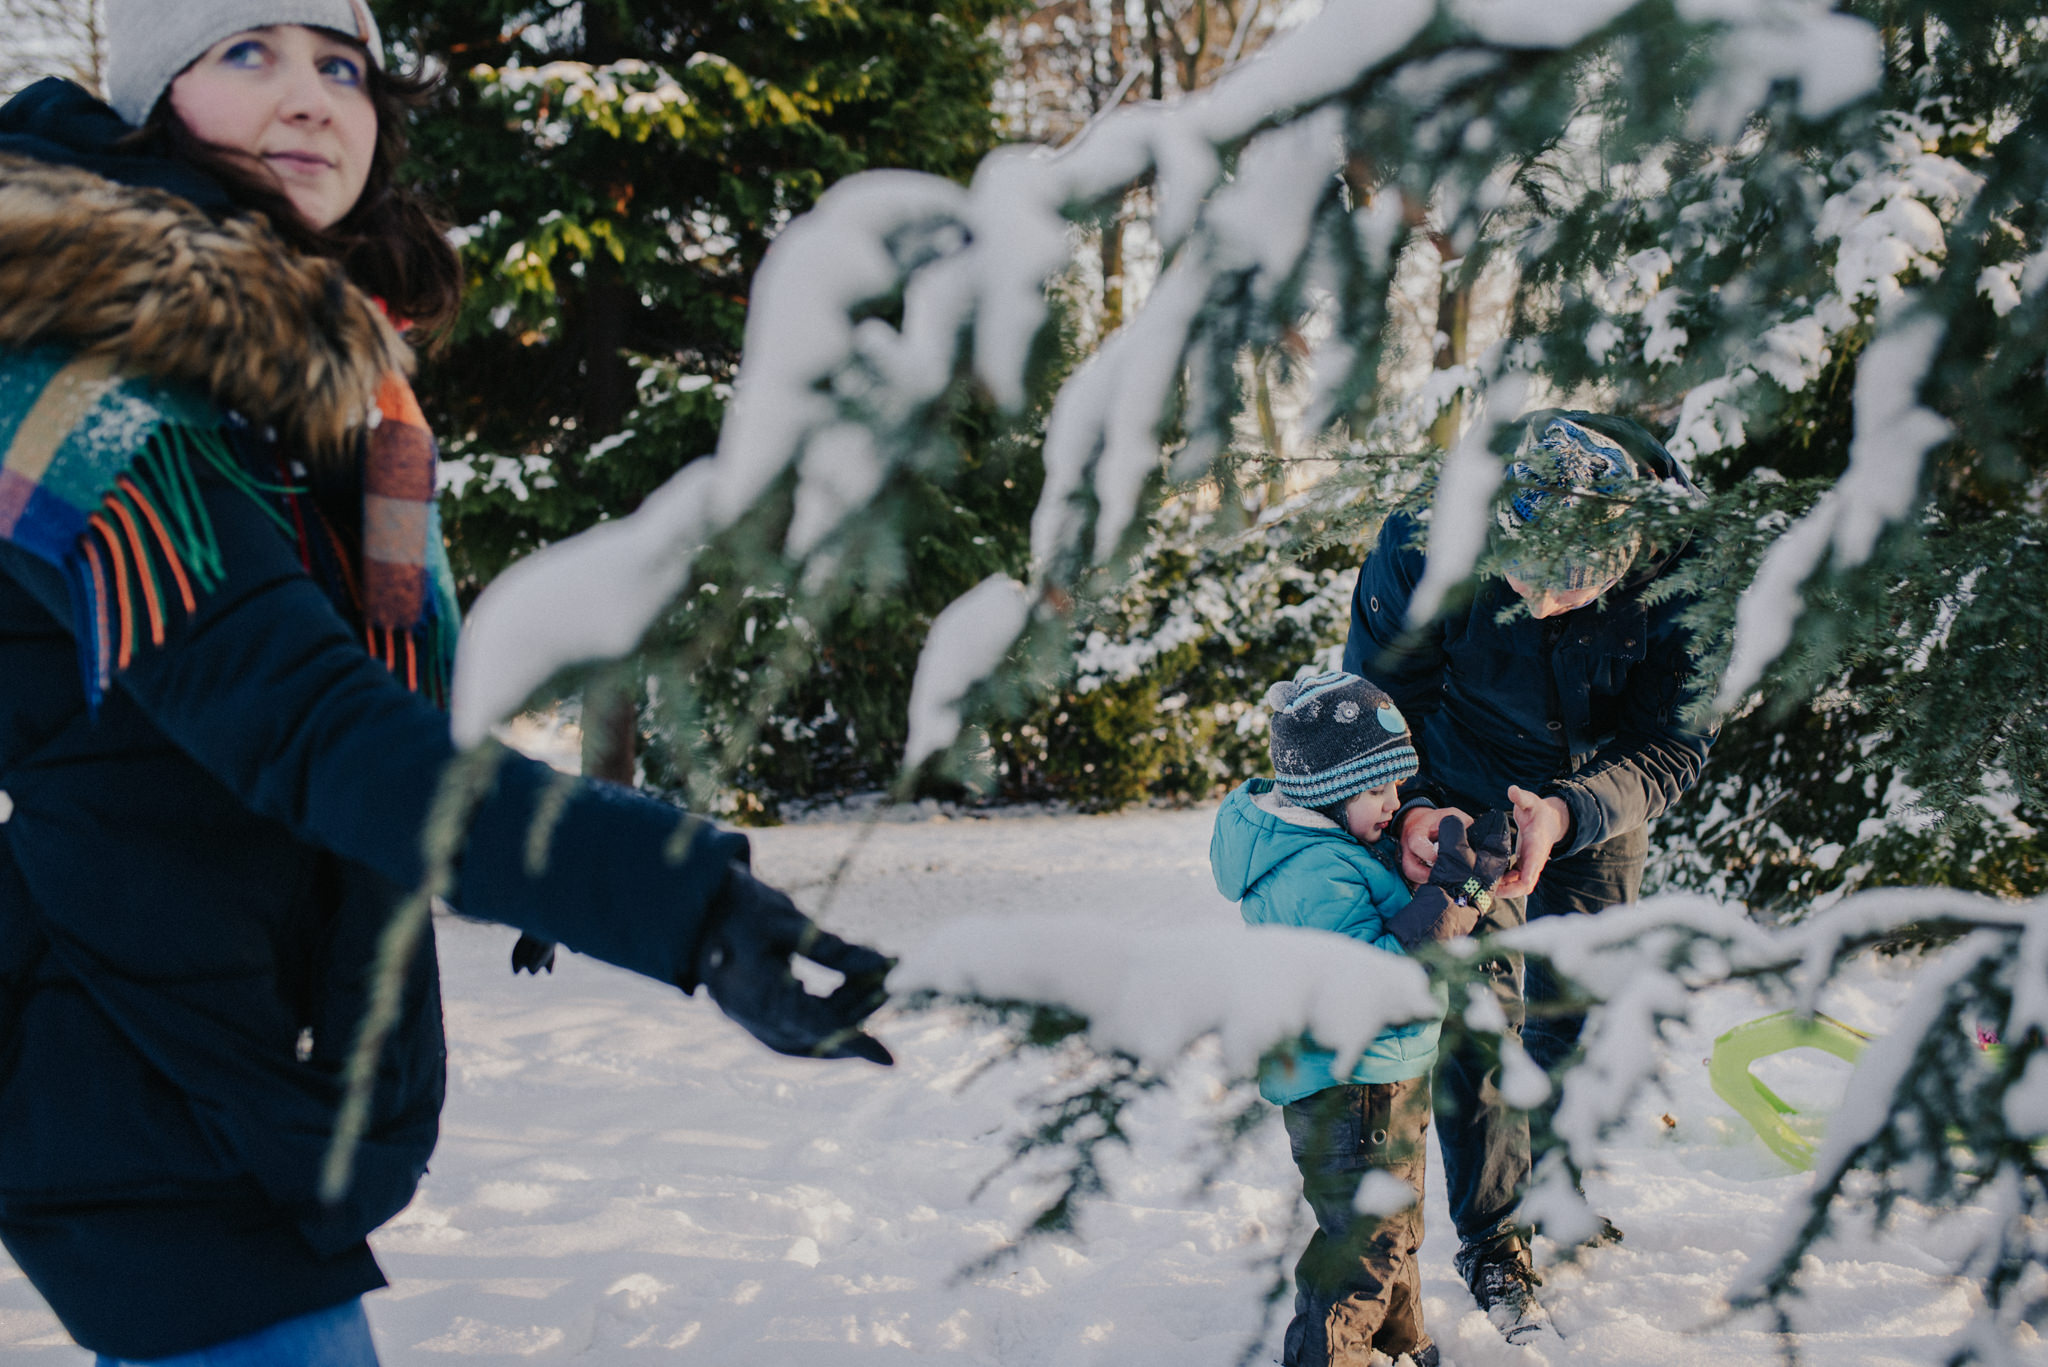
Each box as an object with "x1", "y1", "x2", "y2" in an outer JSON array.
[
  {"x1": 1505, "y1": 883, "x2": 2048, "y2": 1350},
  {"x1": 450, "y1": 0, "x2": 1438, "y2": 748},
  {"x1": 906, "y1": 882, "x2": 2044, "y2": 1180},
  {"x1": 896, "y1": 915, "x2": 1440, "y2": 1080},
  {"x1": 1507, "y1": 883, "x2": 2041, "y2": 1169},
  {"x1": 452, "y1": 462, "x2": 716, "y2": 745},
  {"x1": 449, "y1": 0, "x2": 1886, "y2": 764},
  {"x1": 903, "y1": 575, "x2": 1033, "y2": 769},
  {"x1": 1735, "y1": 928, "x2": 2004, "y2": 1286},
  {"x1": 1405, "y1": 372, "x2": 1528, "y2": 624},
  {"x1": 908, "y1": 882, "x2": 2047, "y2": 1351},
  {"x1": 1679, "y1": 0, "x2": 1885, "y2": 140},
  {"x1": 1716, "y1": 310, "x2": 1952, "y2": 707}
]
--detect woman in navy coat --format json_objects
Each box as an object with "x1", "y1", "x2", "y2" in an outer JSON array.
[{"x1": 0, "y1": 5, "x2": 889, "y2": 1361}]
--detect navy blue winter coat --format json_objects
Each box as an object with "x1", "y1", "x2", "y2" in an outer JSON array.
[
  {"x1": 1342, "y1": 417, "x2": 1716, "y2": 859},
  {"x1": 0, "y1": 84, "x2": 749, "y2": 1360}
]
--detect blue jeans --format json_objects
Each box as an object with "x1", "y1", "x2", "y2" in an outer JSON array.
[
  {"x1": 95, "y1": 1300, "x2": 378, "y2": 1367},
  {"x1": 1435, "y1": 825, "x2": 1646, "y2": 1250}
]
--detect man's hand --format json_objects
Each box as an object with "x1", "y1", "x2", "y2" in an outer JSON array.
[
  {"x1": 691, "y1": 864, "x2": 895, "y2": 1065},
  {"x1": 1392, "y1": 804, "x2": 1475, "y2": 885},
  {"x1": 1496, "y1": 785, "x2": 1571, "y2": 899}
]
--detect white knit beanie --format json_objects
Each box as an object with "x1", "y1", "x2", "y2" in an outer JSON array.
[{"x1": 104, "y1": 0, "x2": 386, "y2": 127}]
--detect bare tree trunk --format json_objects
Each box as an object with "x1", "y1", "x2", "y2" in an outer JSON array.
[
  {"x1": 1253, "y1": 347, "x2": 1288, "y2": 506},
  {"x1": 582, "y1": 255, "x2": 636, "y2": 440},
  {"x1": 79, "y1": 0, "x2": 101, "y2": 93},
  {"x1": 0, "y1": 0, "x2": 105, "y2": 99},
  {"x1": 1177, "y1": 0, "x2": 1210, "y2": 93},
  {"x1": 582, "y1": 0, "x2": 627, "y2": 63},
  {"x1": 1428, "y1": 233, "x2": 1473, "y2": 451},
  {"x1": 1103, "y1": 0, "x2": 1128, "y2": 95},
  {"x1": 1100, "y1": 209, "x2": 1125, "y2": 334},
  {"x1": 1144, "y1": 0, "x2": 1165, "y2": 101},
  {"x1": 575, "y1": 259, "x2": 641, "y2": 787},
  {"x1": 580, "y1": 679, "x2": 640, "y2": 786},
  {"x1": 573, "y1": 0, "x2": 641, "y2": 788}
]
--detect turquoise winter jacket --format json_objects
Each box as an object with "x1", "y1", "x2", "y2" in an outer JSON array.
[{"x1": 1210, "y1": 779, "x2": 1443, "y2": 1103}]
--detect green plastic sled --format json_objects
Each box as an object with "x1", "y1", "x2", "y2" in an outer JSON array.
[{"x1": 1708, "y1": 1010, "x2": 1872, "y2": 1171}]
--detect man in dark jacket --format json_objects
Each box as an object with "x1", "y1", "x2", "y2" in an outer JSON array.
[{"x1": 1342, "y1": 411, "x2": 1716, "y2": 1337}]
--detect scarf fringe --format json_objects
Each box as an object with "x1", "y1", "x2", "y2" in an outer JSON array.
[
  {"x1": 59, "y1": 421, "x2": 451, "y2": 712},
  {"x1": 364, "y1": 616, "x2": 452, "y2": 708},
  {"x1": 61, "y1": 423, "x2": 240, "y2": 709}
]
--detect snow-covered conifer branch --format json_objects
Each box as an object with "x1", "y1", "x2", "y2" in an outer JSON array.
[
  {"x1": 1716, "y1": 310, "x2": 1954, "y2": 707},
  {"x1": 898, "y1": 916, "x2": 1440, "y2": 1080},
  {"x1": 903, "y1": 886, "x2": 2048, "y2": 1356},
  {"x1": 1523, "y1": 888, "x2": 2048, "y2": 1354},
  {"x1": 451, "y1": 0, "x2": 1887, "y2": 764}
]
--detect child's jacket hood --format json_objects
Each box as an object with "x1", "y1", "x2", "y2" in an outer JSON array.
[{"x1": 1211, "y1": 778, "x2": 1400, "y2": 901}]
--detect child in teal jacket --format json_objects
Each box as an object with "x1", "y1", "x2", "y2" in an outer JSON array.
[{"x1": 1211, "y1": 670, "x2": 1511, "y2": 1367}]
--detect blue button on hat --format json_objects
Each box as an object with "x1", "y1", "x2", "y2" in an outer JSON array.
[{"x1": 1499, "y1": 415, "x2": 1641, "y2": 591}]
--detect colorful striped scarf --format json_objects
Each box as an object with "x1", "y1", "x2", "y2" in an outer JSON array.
[{"x1": 0, "y1": 344, "x2": 459, "y2": 709}]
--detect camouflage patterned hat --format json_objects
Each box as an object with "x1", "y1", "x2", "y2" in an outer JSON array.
[{"x1": 1499, "y1": 414, "x2": 1642, "y2": 591}]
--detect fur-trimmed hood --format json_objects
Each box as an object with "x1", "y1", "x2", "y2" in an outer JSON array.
[{"x1": 0, "y1": 153, "x2": 409, "y2": 463}]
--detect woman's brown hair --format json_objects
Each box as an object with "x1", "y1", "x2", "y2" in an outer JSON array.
[{"x1": 127, "y1": 40, "x2": 464, "y2": 341}]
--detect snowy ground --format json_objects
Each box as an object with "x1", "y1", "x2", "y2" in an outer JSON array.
[{"x1": 1, "y1": 802, "x2": 2035, "y2": 1365}]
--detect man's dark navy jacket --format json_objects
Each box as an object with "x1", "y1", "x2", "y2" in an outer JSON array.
[{"x1": 1342, "y1": 436, "x2": 1717, "y2": 858}]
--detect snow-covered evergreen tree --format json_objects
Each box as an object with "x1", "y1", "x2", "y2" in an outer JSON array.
[
  {"x1": 376, "y1": 0, "x2": 1021, "y2": 784},
  {"x1": 425, "y1": 1, "x2": 2048, "y2": 1354}
]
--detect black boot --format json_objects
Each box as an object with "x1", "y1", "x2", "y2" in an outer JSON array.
[{"x1": 1455, "y1": 1236, "x2": 1551, "y2": 1345}]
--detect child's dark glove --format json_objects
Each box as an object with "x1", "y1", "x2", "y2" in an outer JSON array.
[
  {"x1": 1433, "y1": 809, "x2": 1516, "y2": 900},
  {"x1": 1385, "y1": 811, "x2": 1517, "y2": 948},
  {"x1": 686, "y1": 862, "x2": 895, "y2": 1065}
]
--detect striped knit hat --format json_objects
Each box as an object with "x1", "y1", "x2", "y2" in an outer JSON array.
[{"x1": 1265, "y1": 671, "x2": 1419, "y2": 807}]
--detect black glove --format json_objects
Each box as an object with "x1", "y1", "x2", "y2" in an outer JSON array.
[
  {"x1": 511, "y1": 934, "x2": 557, "y2": 975},
  {"x1": 688, "y1": 862, "x2": 895, "y2": 1065},
  {"x1": 1385, "y1": 811, "x2": 1517, "y2": 948}
]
